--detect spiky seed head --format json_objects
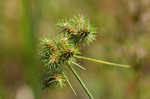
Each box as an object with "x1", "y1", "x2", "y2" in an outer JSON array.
[
  {"x1": 57, "y1": 15, "x2": 96, "y2": 45},
  {"x1": 39, "y1": 38, "x2": 60, "y2": 70}
]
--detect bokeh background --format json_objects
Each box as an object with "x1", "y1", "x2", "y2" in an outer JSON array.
[{"x1": 0, "y1": 0, "x2": 150, "y2": 99}]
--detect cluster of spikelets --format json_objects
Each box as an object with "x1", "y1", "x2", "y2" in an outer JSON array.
[{"x1": 39, "y1": 15, "x2": 96, "y2": 89}]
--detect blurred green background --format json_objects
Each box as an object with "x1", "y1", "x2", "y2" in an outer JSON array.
[{"x1": 0, "y1": 0, "x2": 150, "y2": 99}]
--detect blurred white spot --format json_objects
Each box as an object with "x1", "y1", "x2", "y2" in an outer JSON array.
[{"x1": 16, "y1": 85, "x2": 34, "y2": 99}]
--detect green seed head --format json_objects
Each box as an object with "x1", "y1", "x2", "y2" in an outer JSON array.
[
  {"x1": 39, "y1": 38, "x2": 60, "y2": 70},
  {"x1": 57, "y1": 15, "x2": 96, "y2": 45}
]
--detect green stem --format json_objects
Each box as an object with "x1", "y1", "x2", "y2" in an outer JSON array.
[
  {"x1": 67, "y1": 65, "x2": 94, "y2": 99},
  {"x1": 75, "y1": 55, "x2": 130, "y2": 68}
]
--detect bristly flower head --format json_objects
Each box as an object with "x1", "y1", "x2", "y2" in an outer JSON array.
[
  {"x1": 39, "y1": 38, "x2": 60, "y2": 71},
  {"x1": 57, "y1": 15, "x2": 96, "y2": 45}
]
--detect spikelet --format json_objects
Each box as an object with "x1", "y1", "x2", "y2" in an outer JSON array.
[
  {"x1": 39, "y1": 38, "x2": 60, "y2": 71},
  {"x1": 56, "y1": 37, "x2": 79, "y2": 63},
  {"x1": 42, "y1": 71, "x2": 66, "y2": 89},
  {"x1": 57, "y1": 15, "x2": 96, "y2": 45}
]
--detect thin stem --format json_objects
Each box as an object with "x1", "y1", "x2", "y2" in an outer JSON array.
[
  {"x1": 67, "y1": 64, "x2": 94, "y2": 99},
  {"x1": 72, "y1": 61, "x2": 86, "y2": 70},
  {"x1": 63, "y1": 72, "x2": 77, "y2": 96},
  {"x1": 75, "y1": 55, "x2": 130, "y2": 68}
]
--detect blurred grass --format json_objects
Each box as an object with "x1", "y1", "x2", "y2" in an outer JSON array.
[{"x1": 20, "y1": 0, "x2": 42, "y2": 98}]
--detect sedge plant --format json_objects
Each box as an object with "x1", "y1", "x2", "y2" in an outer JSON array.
[{"x1": 39, "y1": 15, "x2": 130, "y2": 99}]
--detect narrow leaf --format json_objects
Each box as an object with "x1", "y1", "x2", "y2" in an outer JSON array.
[{"x1": 72, "y1": 61, "x2": 86, "y2": 70}]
